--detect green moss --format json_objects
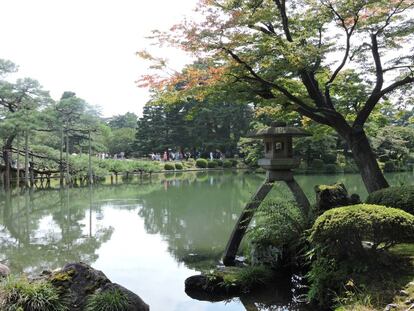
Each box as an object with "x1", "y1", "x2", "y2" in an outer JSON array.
[{"x1": 51, "y1": 269, "x2": 75, "y2": 282}]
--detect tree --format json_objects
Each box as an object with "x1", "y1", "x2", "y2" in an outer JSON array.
[
  {"x1": 0, "y1": 59, "x2": 51, "y2": 189},
  {"x1": 139, "y1": 0, "x2": 414, "y2": 193},
  {"x1": 107, "y1": 112, "x2": 138, "y2": 129}
]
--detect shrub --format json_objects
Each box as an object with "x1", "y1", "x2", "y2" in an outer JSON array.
[
  {"x1": 311, "y1": 159, "x2": 324, "y2": 170},
  {"x1": 195, "y1": 158, "x2": 208, "y2": 168},
  {"x1": 246, "y1": 199, "x2": 308, "y2": 267},
  {"x1": 85, "y1": 289, "x2": 130, "y2": 311},
  {"x1": 322, "y1": 153, "x2": 337, "y2": 164},
  {"x1": 383, "y1": 161, "x2": 396, "y2": 172},
  {"x1": 215, "y1": 159, "x2": 223, "y2": 167},
  {"x1": 0, "y1": 277, "x2": 68, "y2": 311},
  {"x1": 207, "y1": 160, "x2": 218, "y2": 168},
  {"x1": 164, "y1": 163, "x2": 175, "y2": 171},
  {"x1": 310, "y1": 204, "x2": 414, "y2": 252},
  {"x1": 324, "y1": 164, "x2": 337, "y2": 174},
  {"x1": 223, "y1": 160, "x2": 233, "y2": 168},
  {"x1": 230, "y1": 159, "x2": 238, "y2": 167},
  {"x1": 366, "y1": 186, "x2": 414, "y2": 215},
  {"x1": 174, "y1": 162, "x2": 183, "y2": 170}
]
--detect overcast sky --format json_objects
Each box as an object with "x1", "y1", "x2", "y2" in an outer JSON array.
[{"x1": 0, "y1": 0, "x2": 196, "y2": 117}]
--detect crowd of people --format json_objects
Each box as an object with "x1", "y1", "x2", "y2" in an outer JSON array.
[{"x1": 149, "y1": 150, "x2": 225, "y2": 161}]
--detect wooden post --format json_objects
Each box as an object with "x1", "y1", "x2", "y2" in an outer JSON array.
[
  {"x1": 24, "y1": 132, "x2": 29, "y2": 189},
  {"x1": 88, "y1": 130, "x2": 93, "y2": 185},
  {"x1": 222, "y1": 180, "x2": 274, "y2": 266},
  {"x1": 59, "y1": 127, "x2": 64, "y2": 186},
  {"x1": 16, "y1": 136, "x2": 20, "y2": 188},
  {"x1": 65, "y1": 129, "x2": 70, "y2": 186}
]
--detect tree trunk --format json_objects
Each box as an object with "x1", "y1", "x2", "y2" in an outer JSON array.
[
  {"x1": 345, "y1": 129, "x2": 389, "y2": 193},
  {"x1": 3, "y1": 135, "x2": 15, "y2": 191}
]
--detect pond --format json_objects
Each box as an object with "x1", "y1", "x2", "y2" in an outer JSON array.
[{"x1": 0, "y1": 171, "x2": 412, "y2": 310}]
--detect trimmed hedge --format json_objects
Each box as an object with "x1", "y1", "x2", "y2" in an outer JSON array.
[
  {"x1": 215, "y1": 159, "x2": 223, "y2": 167},
  {"x1": 322, "y1": 153, "x2": 337, "y2": 164},
  {"x1": 207, "y1": 160, "x2": 218, "y2": 168},
  {"x1": 175, "y1": 162, "x2": 183, "y2": 170},
  {"x1": 310, "y1": 204, "x2": 414, "y2": 250},
  {"x1": 223, "y1": 160, "x2": 233, "y2": 168},
  {"x1": 196, "y1": 158, "x2": 208, "y2": 168},
  {"x1": 164, "y1": 163, "x2": 175, "y2": 170},
  {"x1": 366, "y1": 185, "x2": 414, "y2": 215}
]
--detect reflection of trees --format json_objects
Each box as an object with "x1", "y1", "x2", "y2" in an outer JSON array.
[
  {"x1": 138, "y1": 171, "x2": 263, "y2": 269},
  {"x1": 0, "y1": 188, "x2": 113, "y2": 274}
]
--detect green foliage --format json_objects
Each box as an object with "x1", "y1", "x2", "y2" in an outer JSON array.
[
  {"x1": 223, "y1": 160, "x2": 233, "y2": 168},
  {"x1": 0, "y1": 277, "x2": 68, "y2": 311},
  {"x1": 214, "y1": 159, "x2": 223, "y2": 167},
  {"x1": 311, "y1": 159, "x2": 324, "y2": 171},
  {"x1": 207, "y1": 160, "x2": 218, "y2": 168},
  {"x1": 174, "y1": 162, "x2": 183, "y2": 170},
  {"x1": 366, "y1": 186, "x2": 414, "y2": 215},
  {"x1": 322, "y1": 153, "x2": 337, "y2": 164},
  {"x1": 164, "y1": 163, "x2": 175, "y2": 170},
  {"x1": 324, "y1": 164, "x2": 337, "y2": 174},
  {"x1": 107, "y1": 128, "x2": 136, "y2": 156},
  {"x1": 246, "y1": 198, "x2": 308, "y2": 267},
  {"x1": 383, "y1": 161, "x2": 396, "y2": 172},
  {"x1": 310, "y1": 204, "x2": 414, "y2": 252},
  {"x1": 85, "y1": 289, "x2": 130, "y2": 311},
  {"x1": 230, "y1": 159, "x2": 238, "y2": 167},
  {"x1": 195, "y1": 158, "x2": 208, "y2": 168}
]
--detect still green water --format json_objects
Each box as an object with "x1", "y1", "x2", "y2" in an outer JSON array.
[{"x1": 0, "y1": 171, "x2": 412, "y2": 310}]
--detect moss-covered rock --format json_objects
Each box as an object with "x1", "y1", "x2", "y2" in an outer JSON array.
[{"x1": 314, "y1": 183, "x2": 360, "y2": 213}]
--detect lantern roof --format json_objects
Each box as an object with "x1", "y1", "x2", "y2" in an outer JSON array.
[{"x1": 247, "y1": 121, "x2": 311, "y2": 138}]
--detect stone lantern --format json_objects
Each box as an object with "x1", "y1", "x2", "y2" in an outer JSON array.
[
  {"x1": 223, "y1": 121, "x2": 311, "y2": 266},
  {"x1": 249, "y1": 121, "x2": 311, "y2": 181}
]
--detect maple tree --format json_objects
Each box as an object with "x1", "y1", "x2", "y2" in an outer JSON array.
[{"x1": 138, "y1": 0, "x2": 414, "y2": 193}]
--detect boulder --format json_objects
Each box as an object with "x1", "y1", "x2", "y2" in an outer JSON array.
[
  {"x1": 0, "y1": 263, "x2": 10, "y2": 278},
  {"x1": 315, "y1": 183, "x2": 361, "y2": 213},
  {"x1": 49, "y1": 262, "x2": 149, "y2": 311}
]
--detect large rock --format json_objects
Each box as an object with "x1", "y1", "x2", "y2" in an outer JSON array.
[
  {"x1": 315, "y1": 183, "x2": 360, "y2": 213},
  {"x1": 0, "y1": 263, "x2": 10, "y2": 278},
  {"x1": 49, "y1": 262, "x2": 149, "y2": 311}
]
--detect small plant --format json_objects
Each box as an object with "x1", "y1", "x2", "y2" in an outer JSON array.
[
  {"x1": 174, "y1": 162, "x2": 183, "y2": 170},
  {"x1": 207, "y1": 160, "x2": 218, "y2": 168},
  {"x1": 85, "y1": 289, "x2": 130, "y2": 311},
  {"x1": 0, "y1": 277, "x2": 68, "y2": 311},
  {"x1": 195, "y1": 158, "x2": 208, "y2": 168},
  {"x1": 215, "y1": 159, "x2": 223, "y2": 166},
  {"x1": 164, "y1": 163, "x2": 175, "y2": 171}
]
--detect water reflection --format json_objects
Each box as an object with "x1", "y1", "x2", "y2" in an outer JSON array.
[
  {"x1": 0, "y1": 171, "x2": 412, "y2": 310},
  {"x1": 0, "y1": 188, "x2": 113, "y2": 274}
]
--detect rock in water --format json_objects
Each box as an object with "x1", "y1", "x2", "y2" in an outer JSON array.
[{"x1": 50, "y1": 262, "x2": 149, "y2": 311}]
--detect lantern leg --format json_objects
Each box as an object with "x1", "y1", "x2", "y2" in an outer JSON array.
[
  {"x1": 223, "y1": 180, "x2": 274, "y2": 266},
  {"x1": 285, "y1": 178, "x2": 310, "y2": 217}
]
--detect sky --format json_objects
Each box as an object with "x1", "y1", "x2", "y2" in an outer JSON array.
[{"x1": 0, "y1": 0, "x2": 196, "y2": 117}]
